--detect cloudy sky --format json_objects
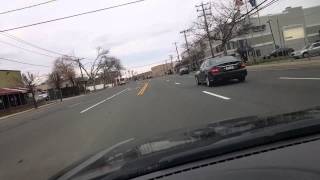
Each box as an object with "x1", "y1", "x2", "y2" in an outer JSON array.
[{"x1": 0, "y1": 0, "x2": 319, "y2": 75}]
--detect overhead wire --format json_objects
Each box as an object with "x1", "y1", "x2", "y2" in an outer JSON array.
[
  {"x1": 0, "y1": 39, "x2": 58, "y2": 58},
  {"x1": 0, "y1": 0, "x2": 147, "y2": 32},
  {"x1": 0, "y1": 0, "x2": 58, "y2": 15},
  {"x1": 0, "y1": 57, "x2": 50, "y2": 68}
]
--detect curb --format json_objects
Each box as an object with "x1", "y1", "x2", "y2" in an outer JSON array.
[{"x1": 0, "y1": 101, "x2": 58, "y2": 121}]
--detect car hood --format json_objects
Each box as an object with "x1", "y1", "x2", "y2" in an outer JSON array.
[{"x1": 51, "y1": 107, "x2": 320, "y2": 180}]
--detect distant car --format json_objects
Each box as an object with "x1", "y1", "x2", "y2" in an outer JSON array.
[
  {"x1": 265, "y1": 48, "x2": 294, "y2": 59},
  {"x1": 179, "y1": 67, "x2": 189, "y2": 75},
  {"x1": 291, "y1": 42, "x2": 320, "y2": 59},
  {"x1": 117, "y1": 78, "x2": 126, "y2": 85},
  {"x1": 195, "y1": 56, "x2": 247, "y2": 87},
  {"x1": 38, "y1": 92, "x2": 49, "y2": 101}
]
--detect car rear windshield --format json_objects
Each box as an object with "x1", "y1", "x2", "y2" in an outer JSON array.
[{"x1": 209, "y1": 56, "x2": 239, "y2": 66}]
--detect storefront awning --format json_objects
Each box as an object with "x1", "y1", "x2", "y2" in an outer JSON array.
[{"x1": 0, "y1": 88, "x2": 28, "y2": 96}]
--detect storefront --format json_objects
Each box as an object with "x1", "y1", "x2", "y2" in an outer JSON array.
[{"x1": 0, "y1": 88, "x2": 28, "y2": 110}]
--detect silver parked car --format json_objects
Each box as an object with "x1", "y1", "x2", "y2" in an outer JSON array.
[{"x1": 291, "y1": 42, "x2": 320, "y2": 59}]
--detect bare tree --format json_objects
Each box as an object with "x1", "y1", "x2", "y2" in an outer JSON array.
[
  {"x1": 53, "y1": 56, "x2": 77, "y2": 87},
  {"x1": 210, "y1": 1, "x2": 246, "y2": 55},
  {"x1": 48, "y1": 72, "x2": 63, "y2": 101},
  {"x1": 78, "y1": 47, "x2": 110, "y2": 91},
  {"x1": 194, "y1": 0, "x2": 248, "y2": 55},
  {"x1": 100, "y1": 56, "x2": 123, "y2": 88},
  {"x1": 22, "y1": 72, "x2": 38, "y2": 108}
]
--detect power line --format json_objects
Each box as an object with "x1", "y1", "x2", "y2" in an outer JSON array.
[
  {"x1": 0, "y1": 0, "x2": 147, "y2": 32},
  {"x1": 0, "y1": 32, "x2": 92, "y2": 61},
  {"x1": 1, "y1": 32, "x2": 70, "y2": 56},
  {"x1": 0, "y1": 0, "x2": 58, "y2": 15},
  {"x1": 0, "y1": 39, "x2": 58, "y2": 58},
  {"x1": 0, "y1": 57, "x2": 50, "y2": 68},
  {"x1": 236, "y1": 0, "x2": 270, "y2": 22}
]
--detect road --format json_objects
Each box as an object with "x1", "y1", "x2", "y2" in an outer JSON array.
[{"x1": 0, "y1": 63, "x2": 320, "y2": 180}]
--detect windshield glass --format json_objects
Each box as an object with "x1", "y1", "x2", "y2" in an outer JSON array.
[{"x1": 1, "y1": 0, "x2": 320, "y2": 180}]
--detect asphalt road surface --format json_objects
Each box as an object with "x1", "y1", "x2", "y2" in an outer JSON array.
[{"x1": 0, "y1": 64, "x2": 320, "y2": 180}]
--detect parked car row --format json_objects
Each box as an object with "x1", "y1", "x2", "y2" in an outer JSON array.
[
  {"x1": 262, "y1": 41, "x2": 320, "y2": 59},
  {"x1": 264, "y1": 48, "x2": 294, "y2": 59}
]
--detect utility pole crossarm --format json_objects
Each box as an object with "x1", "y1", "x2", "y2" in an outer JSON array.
[{"x1": 196, "y1": 2, "x2": 215, "y2": 58}]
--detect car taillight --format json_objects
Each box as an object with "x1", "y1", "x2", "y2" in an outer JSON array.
[
  {"x1": 240, "y1": 62, "x2": 246, "y2": 68},
  {"x1": 210, "y1": 67, "x2": 220, "y2": 74}
]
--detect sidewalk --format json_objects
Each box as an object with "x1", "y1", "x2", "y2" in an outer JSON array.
[
  {"x1": 247, "y1": 57, "x2": 320, "y2": 70},
  {"x1": 0, "y1": 101, "x2": 57, "y2": 120}
]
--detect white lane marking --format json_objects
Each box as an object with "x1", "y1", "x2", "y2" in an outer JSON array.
[
  {"x1": 80, "y1": 88, "x2": 129, "y2": 114},
  {"x1": 57, "y1": 138, "x2": 134, "y2": 180},
  {"x1": 175, "y1": 82, "x2": 181, "y2": 85},
  {"x1": 280, "y1": 77, "x2": 320, "y2": 80},
  {"x1": 202, "y1": 91, "x2": 231, "y2": 100},
  {"x1": 166, "y1": 80, "x2": 170, "y2": 82}
]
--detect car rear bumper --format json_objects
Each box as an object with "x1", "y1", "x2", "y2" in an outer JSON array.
[
  {"x1": 210, "y1": 69, "x2": 247, "y2": 81},
  {"x1": 180, "y1": 71, "x2": 189, "y2": 75}
]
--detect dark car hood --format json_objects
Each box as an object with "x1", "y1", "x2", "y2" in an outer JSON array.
[{"x1": 52, "y1": 107, "x2": 320, "y2": 180}]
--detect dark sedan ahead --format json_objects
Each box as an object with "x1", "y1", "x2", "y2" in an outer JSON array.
[
  {"x1": 179, "y1": 67, "x2": 189, "y2": 75},
  {"x1": 195, "y1": 56, "x2": 247, "y2": 87}
]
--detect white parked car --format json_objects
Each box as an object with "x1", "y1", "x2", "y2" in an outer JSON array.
[
  {"x1": 37, "y1": 92, "x2": 49, "y2": 101},
  {"x1": 291, "y1": 42, "x2": 320, "y2": 59}
]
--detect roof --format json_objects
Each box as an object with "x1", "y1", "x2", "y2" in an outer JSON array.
[
  {"x1": 0, "y1": 88, "x2": 28, "y2": 96},
  {"x1": 0, "y1": 70, "x2": 21, "y2": 72}
]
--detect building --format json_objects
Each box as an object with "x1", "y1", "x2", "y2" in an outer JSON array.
[
  {"x1": 135, "y1": 71, "x2": 152, "y2": 80},
  {"x1": 0, "y1": 70, "x2": 28, "y2": 111},
  {"x1": 228, "y1": 5, "x2": 320, "y2": 58},
  {"x1": 186, "y1": 5, "x2": 320, "y2": 61},
  {"x1": 0, "y1": 70, "x2": 23, "y2": 88},
  {"x1": 151, "y1": 63, "x2": 173, "y2": 77}
]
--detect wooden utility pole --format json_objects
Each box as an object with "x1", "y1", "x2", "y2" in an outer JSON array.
[
  {"x1": 76, "y1": 58, "x2": 86, "y2": 94},
  {"x1": 180, "y1": 29, "x2": 191, "y2": 57},
  {"x1": 196, "y1": 2, "x2": 214, "y2": 58},
  {"x1": 267, "y1": 17, "x2": 277, "y2": 50},
  {"x1": 180, "y1": 29, "x2": 192, "y2": 69},
  {"x1": 174, "y1": 42, "x2": 181, "y2": 62}
]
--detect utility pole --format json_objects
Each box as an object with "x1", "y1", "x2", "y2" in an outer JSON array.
[
  {"x1": 165, "y1": 59, "x2": 168, "y2": 75},
  {"x1": 196, "y1": 2, "x2": 214, "y2": 58},
  {"x1": 180, "y1": 29, "x2": 191, "y2": 57},
  {"x1": 174, "y1": 42, "x2": 181, "y2": 62},
  {"x1": 169, "y1": 55, "x2": 174, "y2": 73},
  {"x1": 180, "y1": 29, "x2": 192, "y2": 69},
  {"x1": 267, "y1": 18, "x2": 277, "y2": 50},
  {"x1": 75, "y1": 58, "x2": 86, "y2": 94}
]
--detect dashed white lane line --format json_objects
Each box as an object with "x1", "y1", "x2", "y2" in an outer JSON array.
[
  {"x1": 175, "y1": 82, "x2": 181, "y2": 85},
  {"x1": 166, "y1": 80, "x2": 170, "y2": 82},
  {"x1": 80, "y1": 88, "x2": 129, "y2": 114},
  {"x1": 279, "y1": 77, "x2": 320, "y2": 80},
  {"x1": 202, "y1": 91, "x2": 231, "y2": 100}
]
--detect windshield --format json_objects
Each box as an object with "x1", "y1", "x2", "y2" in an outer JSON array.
[{"x1": 1, "y1": 1, "x2": 320, "y2": 180}]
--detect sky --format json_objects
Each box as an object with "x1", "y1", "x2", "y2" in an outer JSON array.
[{"x1": 0, "y1": 0, "x2": 320, "y2": 76}]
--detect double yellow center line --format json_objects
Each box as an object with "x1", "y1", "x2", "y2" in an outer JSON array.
[{"x1": 137, "y1": 81, "x2": 149, "y2": 96}]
